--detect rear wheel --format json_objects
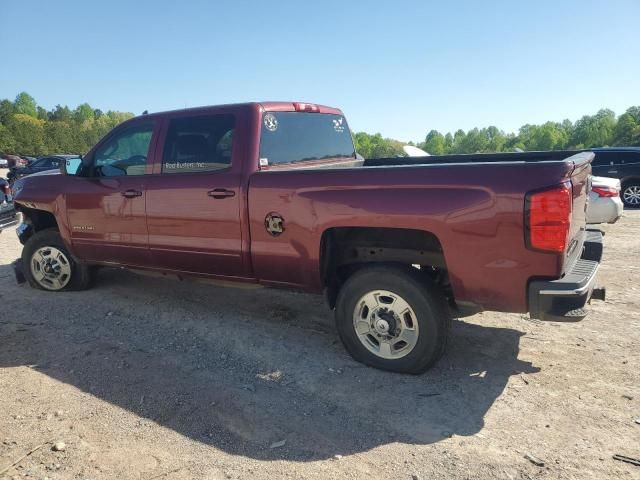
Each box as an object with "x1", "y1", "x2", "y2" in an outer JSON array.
[
  {"x1": 622, "y1": 182, "x2": 640, "y2": 208},
  {"x1": 335, "y1": 265, "x2": 450, "y2": 374},
  {"x1": 22, "y1": 229, "x2": 92, "y2": 291}
]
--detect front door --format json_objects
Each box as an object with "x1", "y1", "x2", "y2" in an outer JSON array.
[
  {"x1": 145, "y1": 112, "x2": 246, "y2": 278},
  {"x1": 65, "y1": 121, "x2": 157, "y2": 266}
]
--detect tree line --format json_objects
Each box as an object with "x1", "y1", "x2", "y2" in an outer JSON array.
[
  {"x1": 355, "y1": 106, "x2": 640, "y2": 158},
  {"x1": 1, "y1": 92, "x2": 639, "y2": 159},
  {"x1": 0, "y1": 92, "x2": 133, "y2": 156}
]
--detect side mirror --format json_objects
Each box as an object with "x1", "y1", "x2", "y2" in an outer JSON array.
[{"x1": 62, "y1": 157, "x2": 83, "y2": 176}]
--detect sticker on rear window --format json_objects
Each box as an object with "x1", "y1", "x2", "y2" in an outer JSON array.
[
  {"x1": 333, "y1": 117, "x2": 345, "y2": 133},
  {"x1": 264, "y1": 113, "x2": 278, "y2": 132}
]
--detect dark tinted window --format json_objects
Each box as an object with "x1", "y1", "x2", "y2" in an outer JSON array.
[
  {"x1": 592, "y1": 151, "x2": 615, "y2": 166},
  {"x1": 162, "y1": 114, "x2": 235, "y2": 174},
  {"x1": 33, "y1": 158, "x2": 49, "y2": 168},
  {"x1": 593, "y1": 150, "x2": 640, "y2": 166},
  {"x1": 259, "y1": 112, "x2": 355, "y2": 166},
  {"x1": 37, "y1": 157, "x2": 60, "y2": 168}
]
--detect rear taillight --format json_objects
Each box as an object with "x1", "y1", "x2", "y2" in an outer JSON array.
[
  {"x1": 526, "y1": 182, "x2": 572, "y2": 253},
  {"x1": 592, "y1": 185, "x2": 618, "y2": 197}
]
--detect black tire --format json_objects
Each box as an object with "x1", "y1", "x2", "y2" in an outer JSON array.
[
  {"x1": 335, "y1": 265, "x2": 451, "y2": 374},
  {"x1": 621, "y1": 182, "x2": 640, "y2": 208},
  {"x1": 22, "y1": 228, "x2": 92, "y2": 291}
]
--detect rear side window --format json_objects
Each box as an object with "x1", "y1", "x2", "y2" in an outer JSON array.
[
  {"x1": 593, "y1": 151, "x2": 639, "y2": 166},
  {"x1": 259, "y1": 112, "x2": 355, "y2": 166},
  {"x1": 591, "y1": 152, "x2": 611, "y2": 166},
  {"x1": 162, "y1": 114, "x2": 235, "y2": 174}
]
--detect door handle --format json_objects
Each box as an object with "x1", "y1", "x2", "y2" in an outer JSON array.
[
  {"x1": 208, "y1": 188, "x2": 235, "y2": 199},
  {"x1": 121, "y1": 189, "x2": 142, "y2": 198}
]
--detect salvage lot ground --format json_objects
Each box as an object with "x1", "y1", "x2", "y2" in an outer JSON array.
[{"x1": 0, "y1": 213, "x2": 638, "y2": 480}]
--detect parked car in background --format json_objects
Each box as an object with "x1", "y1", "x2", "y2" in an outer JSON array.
[
  {"x1": 7, "y1": 155, "x2": 79, "y2": 185},
  {"x1": 0, "y1": 177, "x2": 18, "y2": 230},
  {"x1": 587, "y1": 176, "x2": 623, "y2": 224},
  {"x1": 0, "y1": 157, "x2": 8, "y2": 168},
  {"x1": 403, "y1": 145, "x2": 430, "y2": 157},
  {"x1": 589, "y1": 147, "x2": 640, "y2": 208},
  {"x1": 4, "y1": 154, "x2": 28, "y2": 169}
]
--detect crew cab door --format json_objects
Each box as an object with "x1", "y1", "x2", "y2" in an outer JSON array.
[
  {"x1": 64, "y1": 120, "x2": 157, "y2": 266},
  {"x1": 144, "y1": 111, "x2": 247, "y2": 278}
]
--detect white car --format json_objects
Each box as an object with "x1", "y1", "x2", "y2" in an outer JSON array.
[
  {"x1": 403, "y1": 145, "x2": 430, "y2": 157},
  {"x1": 587, "y1": 176, "x2": 623, "y2": 224}
]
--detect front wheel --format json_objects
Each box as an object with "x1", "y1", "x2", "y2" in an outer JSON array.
[
  {"x1": 22, "y1": 229, "x2": 92, "y2": 291},
  {"x1": 622, "y1": 182, "x2": 640, "y2": 208},
  {"x1": 335, "y1": 265, "x2": 450, "y2": 374}
]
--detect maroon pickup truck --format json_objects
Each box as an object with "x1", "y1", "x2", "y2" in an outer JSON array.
[{"x1": 9, "y1": 102, "x2": 605, "y2": 373}]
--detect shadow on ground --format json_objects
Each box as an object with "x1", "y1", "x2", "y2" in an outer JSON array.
[{"x1": 0, "y1": 264, "x2": 539, "y2": 461}]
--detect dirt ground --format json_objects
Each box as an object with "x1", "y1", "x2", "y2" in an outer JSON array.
[{"x1": 0, "y1": 211, "x2": 638, "y2": 480}]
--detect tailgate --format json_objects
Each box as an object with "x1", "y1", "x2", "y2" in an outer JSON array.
[{"x1": 564, "y1": 152, "x2": 594, "y2": 274}]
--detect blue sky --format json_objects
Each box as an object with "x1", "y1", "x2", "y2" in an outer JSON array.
[{"x1": 1, "y1": 0, "x2": 639, "y2": 142}]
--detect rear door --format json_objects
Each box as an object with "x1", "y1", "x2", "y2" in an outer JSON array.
[
  {"x1": 144, "y1": 111, "x2": 247, "y2": 278},
  {"x1": 590, "y1": 151, "x2": 614, "y2": 177}
]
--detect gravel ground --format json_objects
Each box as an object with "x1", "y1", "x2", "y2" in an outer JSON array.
[{"x1": 0, "y1": 211, "x2": 638, "y2": 480}]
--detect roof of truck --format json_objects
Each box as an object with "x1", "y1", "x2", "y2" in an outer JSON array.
[{"x1": 138, "y1": 102, "x2": 343, "y2": 120}]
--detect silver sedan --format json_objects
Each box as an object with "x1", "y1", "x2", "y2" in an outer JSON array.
[{"x1": 587, "y1": 176, "x2": 624, "y2": 224}]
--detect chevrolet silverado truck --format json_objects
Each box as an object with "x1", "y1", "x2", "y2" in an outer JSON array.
[{"x1": 8, "y1": 102, "x2": 605, "y2": 373}]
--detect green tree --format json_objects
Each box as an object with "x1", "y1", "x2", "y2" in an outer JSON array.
[
  {"x1": 50, "y1": 105, "x2": 72, "y2": 122},
  {"x1": 13, "y1": 92, "x2": 38, "y2": 117},
  {"x1": 613, "y1": 112, "x2": 640, "y2": 146},
  {"x1": 0, "y1": 100, "x2": 15, "y2": 124},
  {"x1": 7, "y1": 114, "x2": 46, "y2": 154},
  {"x1": 74, "y1": 102, "x2": 95, "y2": 123},
  {"x1": 354, "y1": 132, "x2": 405, "y2": 158},
  {"x1": 421, "y1": 130, "x2": 446, "y2": 154},
  {"x1": 570, "y1": 109, "x2": 616, "y2": 148},
  {"x1": 0, "y1": 124, "x2": 16, "y2": 153}
]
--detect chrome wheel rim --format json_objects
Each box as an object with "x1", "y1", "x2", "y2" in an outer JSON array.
[
  {"x1": 352, "y1": 290, "x2": 419, "y2": 359},
  {"x1": 623, "y1": 185, "x2": 640, "y2": 205},
  {"x1": 30, "y1": 246, "x2": 72, "y2": 290}
]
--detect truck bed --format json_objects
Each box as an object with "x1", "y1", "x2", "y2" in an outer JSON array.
[{"x1": 248, "y1": 152, "x2": 593, "y2": 313}]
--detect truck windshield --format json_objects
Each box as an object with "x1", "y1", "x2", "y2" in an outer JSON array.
[{"x1": 259, "y1": 112, "x2": 355, "y2": 166}]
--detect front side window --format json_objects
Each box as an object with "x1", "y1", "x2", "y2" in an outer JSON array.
[
  {"x1": 93, "y1": 124, "x2": 154, "y2": 177},
  {"x1": 259, "y1": 112, "x2": 355, "y2": 167},
  {"x1": 162, "y1": 114, "x2": 235, "y2": 174}
]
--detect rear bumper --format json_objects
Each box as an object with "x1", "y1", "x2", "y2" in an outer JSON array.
[{"x1": 528, "y1": 229, "x2": 605, "y2": 321}]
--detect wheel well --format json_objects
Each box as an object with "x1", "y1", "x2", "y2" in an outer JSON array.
[
  {"x1": 621, "y1": 177, "x2": 640, "y2": 187},
  {"x1": 16, "y1": 207, "x2": 58, "y2": 243},
  {"x1": 320, "y1": 227, "x2": 450, "y2": 308}
]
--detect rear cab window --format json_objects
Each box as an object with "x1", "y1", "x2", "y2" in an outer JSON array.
[
  {"x1": 258, "y1": 112, "x2": 355, "y2": 169},
  {"x1": 162, "y1": 114, "x2": 235, "y2": 174}
]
